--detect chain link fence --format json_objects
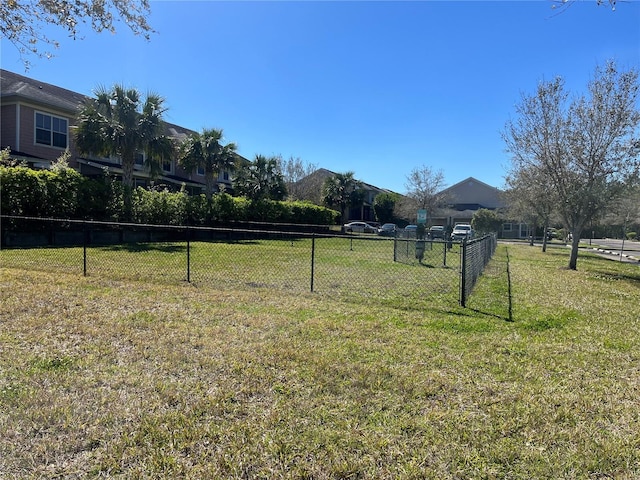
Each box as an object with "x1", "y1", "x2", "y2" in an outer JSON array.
[
  {"x1": 1, "y1": 216, "x2": 496, "y2": 308},
  {"x1": 460, "y1": 233, "x2": 498, "y2": 307}
]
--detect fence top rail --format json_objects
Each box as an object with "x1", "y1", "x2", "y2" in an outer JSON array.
[
  {"x1": 1, "y1": 215, "x2": 335, "y2": 238},
  {"x1": 1, "y1": 216, "x2": 499, "y2": 244},
  {"x1": 465, "y1": 233, "x2": 496, "y2": 245}
]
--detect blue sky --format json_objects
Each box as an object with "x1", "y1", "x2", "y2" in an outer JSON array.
[{"x1": 2, "y1": 1, "x2": 639, "y2": 193}]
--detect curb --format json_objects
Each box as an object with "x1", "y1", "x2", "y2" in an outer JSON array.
[{"x1": 590, "y1": 247, "x2": 640, "y2": 263}]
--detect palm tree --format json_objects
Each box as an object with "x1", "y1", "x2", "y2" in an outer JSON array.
[
  {"x1": 178, "y1": 128, "x2": 237, "y2": 199},
  {"x1": 322, "y1": 171, "x2": 361, "y2": 223},
  {"x1": 74, "y1": 85, "x2": 174, "y2": 215},
  {"x1": 234, "y1": 154, "x2": 287, "y2": 202}
]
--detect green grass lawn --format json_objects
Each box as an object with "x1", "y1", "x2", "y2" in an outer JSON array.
[
  {"x1": 1, "y1": 243, "x2": 639, "y2": 478},
  {"x1": 0, "y1": 236, "x2": 461, "y2": 309}
]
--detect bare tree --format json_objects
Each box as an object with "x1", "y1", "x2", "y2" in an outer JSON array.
[
  {"x1": 504, "y1": 165, "x2": 557, "y2": 251},
  {"x1": 404, "y1": 165, "x2": 447, "y2": 222},
  {"x1": 1, "y1": 0, "x2": 154, "y2": 68},
  {"x1": 606, "y1": 185, "x2": 640, "y2": 239},
  {"x1": 551, "y1": 0, "x2": 620, "y2": 14},
  {"x1": 278, "y1": 156, "x2": 318, "y2": 201},
  {"x1": 503, "y1": 61, "x2": 640, "y2": 269}
]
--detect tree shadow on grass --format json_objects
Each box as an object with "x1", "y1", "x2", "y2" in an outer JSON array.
[
  {"x1": 590, "y1": 270, "x2": 640, "y2": 288},
  {"x1": 193, "y1": 239, "x2": 263, "y2": 246},
  {"x1": 99, "y1": 243, "x2": 186, "y2": 253}
]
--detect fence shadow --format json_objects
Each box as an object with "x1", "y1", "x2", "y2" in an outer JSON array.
[{"x1": 464, "y1": 245, "x2": 513, "y2": 322}]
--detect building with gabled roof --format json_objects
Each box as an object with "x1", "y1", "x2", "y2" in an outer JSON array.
[
  {"x1": 434, "y1": 176, "x2": 505, "y2": 224},
  {"x1": 439, "y1": 176, "x2": 505, "y2": 211},
  {"x1": 1, "y1": 68, "x2": 243, "y2": 193},
  {"x1": 292, "y1": 168, "x2": 400, "y2": 223},
  {"x1": 429, "y1": 177, "x2": 530, "y2": 239}
]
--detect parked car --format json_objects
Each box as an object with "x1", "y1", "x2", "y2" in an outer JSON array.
[
  {"x1": 403, "y1": 224, "x2": 418, "y2": 238},
  {"x1": 377, "y1": 223, "x2": 397, "y2": 236},
  {"x1": 428, "y1": 225, "x2": 445, "y2": 239},
  {"x1": 451, "y1": 223, "x2": 474, "y2": 240},
  {"x1": 343, "y1": 221, "x2": 377, "y2": 234}
]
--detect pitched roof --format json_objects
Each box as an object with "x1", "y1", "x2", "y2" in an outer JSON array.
[
  {"x1": 1, "y1": 69, "x2": 85, "y2": 114},
  {"x1": 1, "y1": 69, "x2": 203, "y2": 143},
  {"x1": 439, "y1": 176, "x2": 502, "y2": 195},
  {"x1": 297, "y1": 168, "x2": 398, "y2": 195},
  {"x1": 438, "y1": 176, "x2": 505, "y2": 209}
]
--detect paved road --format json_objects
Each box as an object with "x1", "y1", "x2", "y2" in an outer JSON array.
[
  {"x1": 500, "y1": 238, "x2": 639, "y2": 264},
  {"x1": 582, "y1": 238, "x2": 640, "y2": 264}
]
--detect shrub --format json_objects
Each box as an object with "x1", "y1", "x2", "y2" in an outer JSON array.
[
  {"x1": 0, "y1": 166, "x2": 47, "y2": 217},
  {"x1": 289, "y1": 201, "x2": 340, "y2": 225},
  {"x1": 627, "y1": 232, "x2": 637, "y2": 241},
  {"x1": 0, "y1": 165, "x2": 340, "y2": 226},
  {"x1": 185, "y1": 194, "x2": 209, "y2": 225},
  {"x1": 0, "y1": 164, "x2": 122, "y2": 221},
  {"x1": 77, "y1": 173, "x2": 123, "y2": 221},
  {"x1": 131, "y1": 187, "x2": 187, "y2": 225},
  {"x1": 211, "y1": 193, "x2": 248, "y2": 223},
  {"x1": 45, "y1": 160, "x2": 85, "y2": 218},
  {"x1": 248, "y1": 199, "x2": 291, "y2": 223}
]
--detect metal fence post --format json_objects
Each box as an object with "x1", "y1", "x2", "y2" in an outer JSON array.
[
  {"x1": 393, "y1": 236, "x2": 397, "y2": 262},
  {"x1": 443, "y1": 241, "x2": 447, "y2": 267},
  {"x1": 310, "y1": 234, "x2": 316, "y2": 292},
  {"x1": 186, "y1": 226, "x2": 191, "y2": 283},
  {"x1": 83, "y1": 221, "x2": 87, "y2": 277},
  {"x1": 460, "y1": 239, "x2": 467, "y2": 307}
]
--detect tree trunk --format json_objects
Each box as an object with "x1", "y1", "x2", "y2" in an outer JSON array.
[
  {"x1": 121, "y1": 157, "x2": 135, "y2": 191},
  {"x1": 529, "y1": 220, "x2": 537, "y2": 246},
  {"x1": 121, "y1": 157, "x2": 135, "y2": 220},
  {"x1": 568, "y1": 228, "x2": 583, "y2": 270},
  {"x1": 542, "y1": 221, "x2": 549, "y2": 253},
  {"x1": 205, "y1": 172, "x2": 216, "y2": 200}
]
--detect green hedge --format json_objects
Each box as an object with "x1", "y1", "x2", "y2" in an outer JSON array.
[
  {"x1": 0, "y1": 165, "x2": 122, "y2": 221},
  {"x1": 131, "y1": 190, "x2": 340, "y2": 225},
  {"x1": 0, "y1": 166, "x2": 340, "y2": 226}
]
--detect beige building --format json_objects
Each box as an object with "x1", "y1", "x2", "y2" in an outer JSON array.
[{"x1": 431, "y1": 177, "x2": 529, "y2": 239}]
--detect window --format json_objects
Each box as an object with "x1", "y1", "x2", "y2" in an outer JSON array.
[
  {"x1": 503, "y1": 223, "x2": 512, "y2": 232},
  {"x1": 519, "y1": 224, "x2": 529, "y2": 238},
  {"x1": 196, "y1": 166, "x2": 205, "y2": 176},
  {"x1": 222, "y1": 171, "x2": 230, "y2": 181},
  {"x1": 135, "y1": 152, "x2": 145, "y2": 168},
  {"x1": 162, "y1": 160, "x2": 172, "y2": 173},
  {"x1": 134, "y1": 178, "x2": 148, "y2": 189},
  {"x1": 35, "y1": 112, "x2": 68, "y2": 148}
]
